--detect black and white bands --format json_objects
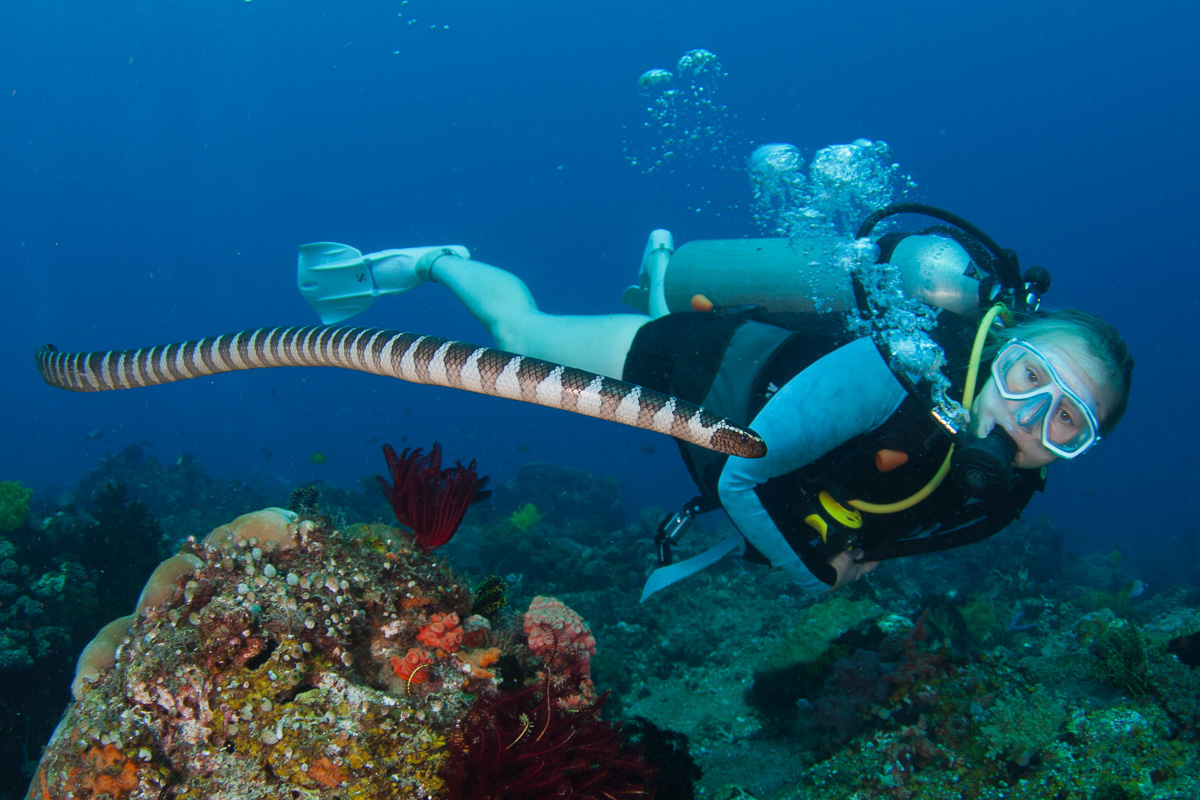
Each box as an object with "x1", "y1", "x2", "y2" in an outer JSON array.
[{"x1": 36, "y1": 326, "x2": 766, "y2": 458}]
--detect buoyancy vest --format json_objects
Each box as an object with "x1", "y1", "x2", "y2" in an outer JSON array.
[{"x1": 623, "y1": 307, "x2": 1046, "y2": 570}]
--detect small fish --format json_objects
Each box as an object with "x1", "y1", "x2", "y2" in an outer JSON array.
[
  {"x1": 310, "y1": 451, "x2": 328, "y2": 465},
  {"x1": 365, "y1": 436, "x2": 379, "y2": 445},
  {"x1": 138, "y1": 439, "x2": 155, "y2": 447},
  {"x1": 641, "y1": 444, "x2": 656, "y2": 455},
  {"x1": 1120, "y1": 579, "x2": 1146, "y2": 599},
  {"x1": 85, "y1": 429, "x2": 103, "y2": 441},
  {"x1": 260, "y1": 448, "x2": 273, "y2": 462},
  {"x1": 517, "y1": 444, "x2": 532, "y2": 453}
]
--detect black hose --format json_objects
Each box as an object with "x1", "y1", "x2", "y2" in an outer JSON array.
[{"x1": 855, "y1": 202, "x2": 1023, "y2": 293}]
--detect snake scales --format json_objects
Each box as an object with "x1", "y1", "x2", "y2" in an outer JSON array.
[{"x1": 35, "y1": 325, "x2": 766, "y2": 458}]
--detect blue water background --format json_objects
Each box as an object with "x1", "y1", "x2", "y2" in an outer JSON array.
[{"x1": 1, "y1": 1, "x2": 1195, "y2": 563}]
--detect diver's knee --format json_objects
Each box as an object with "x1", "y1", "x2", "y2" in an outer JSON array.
[{"x1": 486, "y1": 314, "x2": 542, "y2": 356}]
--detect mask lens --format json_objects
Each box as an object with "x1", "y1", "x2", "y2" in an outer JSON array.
[
  {"x1": 1046, "y1": 394, "x2": 1092, "y2": 453},
  {"x1": 997, "y1": 347, "x2": 1051, "y2": 398}
]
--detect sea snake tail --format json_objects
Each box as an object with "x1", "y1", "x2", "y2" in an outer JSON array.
[{"x1": 35, "y1": 326, "x2": 766, "y2": 458}]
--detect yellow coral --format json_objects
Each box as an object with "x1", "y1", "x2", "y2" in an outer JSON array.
[
  {"x1": 459, "y1": 646, "x2": 503, "y2": 679},
  {"x1": 0, "y1": 479, "x2": 31, "y2": 532},
  {"x1": 961, "y1": 593, "x2": 1000, "y2": 643},
  {"x1": 508, "y1": 502, "x2": 542, "y2": 532},
  {"x1": 762, "y1": 596, "x2": 884, "y2": 668}
]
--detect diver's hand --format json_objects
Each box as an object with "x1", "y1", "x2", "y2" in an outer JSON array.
[{"x1": 827, "y1": 548, "x2": 877, "y2": 591}]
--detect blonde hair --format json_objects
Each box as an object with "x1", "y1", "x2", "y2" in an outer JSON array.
[{"x1": 988, "y1": 309, "x2": 1133, "y2": 436}]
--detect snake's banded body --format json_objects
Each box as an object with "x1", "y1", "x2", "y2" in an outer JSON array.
[{"x1": 36, "y1": 325, "x2": 766, "y2": 458}]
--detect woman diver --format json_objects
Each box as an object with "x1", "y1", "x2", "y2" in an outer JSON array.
[{"x1": 288, "y1": 202, "x2": 1134, "y2": 597}]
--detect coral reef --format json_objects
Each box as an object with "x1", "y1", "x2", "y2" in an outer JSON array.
[
  {"x1": 1, "y1": 481, "x2": 184, "y2": 789},
  {"x1": 0, "y1": 450, "x2": 482, "y2": 793},
  {"x1": 9, "y1": 448, "x2": 1200, "y2": 800},
  {"x1": 977, "y1": 685, "x2": 1069, "y2": 766},
  {"x1": 67, "y1": 445, "x2": 280, "y2": 536},
  {"x1": 25, "y1": 509, "x2": 659, "y2": 799},
  {"x1": 491, "y1": 462, "x2": 625, "y2": 538},
  {"x1": 602, "y1": 514, "x2": 1200, "y2": 798}
]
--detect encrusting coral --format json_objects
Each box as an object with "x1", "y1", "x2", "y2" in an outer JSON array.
[
  {"x1": 26, "y1": 503, "x2": 655, "y2": 799},
  {"x1": 524, "y1": 594, "x2": 598, "y2": 676},
  {"x1": 761, "y1": 595, "x2": 884, "y2": 669},
  {"x1": 67, "y1": 509, "x2": 290, "y2": 701}
]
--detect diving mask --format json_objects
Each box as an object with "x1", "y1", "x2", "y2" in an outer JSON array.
[{"x1": 991, "y1": 339, "x2": 1101, "y2": 458}]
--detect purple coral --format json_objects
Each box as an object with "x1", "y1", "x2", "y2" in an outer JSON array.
[
  {"x1": 440, "y1": 666, "x2": 657, "y2": 800},
  {"x1": 815, "y1": 649, "x2": 894, "y2": 742},
  {"x1": 377, "y1": 442, "x2": 491, "y2": 552}
]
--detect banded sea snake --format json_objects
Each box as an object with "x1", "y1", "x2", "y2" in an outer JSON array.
[{"x1": 35, "y1": 325, "x2": 766, "y2": 458}]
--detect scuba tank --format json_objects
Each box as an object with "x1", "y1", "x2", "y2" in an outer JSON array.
[
  {"x1": 662, "y1": 234, "x2": 982, "y2": 317},
  {"x1": 889, "y1": 235, "x2": 982, "y2": 317},
  {"x1": 661, "y1": 237, "x2": 858, "y2": 314},
  {"x1": 639, "y1": 202, "x2": 1049, "y2": 320}
]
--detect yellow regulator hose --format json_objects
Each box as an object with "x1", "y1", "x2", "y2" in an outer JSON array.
[{"x1": 849, "y1": 303, "x2": 1008, "y2": 515}]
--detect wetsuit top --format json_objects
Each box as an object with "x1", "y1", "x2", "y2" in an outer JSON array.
[
  {"x1": 716, "y1": 335, "x2": 903, "y2": 592},
  {"x1": 623, "y1": 310, "x2": 1045, "y2": 594}
]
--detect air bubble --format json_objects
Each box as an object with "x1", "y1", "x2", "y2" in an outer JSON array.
[{"x1": 623, "y1": 49, "x2": 743, "y2": 216}]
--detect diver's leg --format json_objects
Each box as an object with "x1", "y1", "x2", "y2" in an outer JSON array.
[
  {"x1": 620, "y1": 230, "x2": 675, "y2": 318},
  {"x1": 428, "y1": 253, "x2": 650, "y2": 380},
  {"x1": 644, "y1": 230, "x2": 674, "y2": 319}
]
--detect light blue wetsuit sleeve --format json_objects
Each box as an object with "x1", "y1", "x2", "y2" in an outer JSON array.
[{"x1": 717, "y1": 336, "x2": 908, "y2": 593}]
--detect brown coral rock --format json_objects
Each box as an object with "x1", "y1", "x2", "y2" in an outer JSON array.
[
  {"x1": 308, "y1": 756, "x2": 350, "y2": 788},
  {"x1": 29, "y1": 509, "x2": 627, "y2": 800},
  {"x1": 28, "y1": 510, "x2": 472, "y2": 799}
]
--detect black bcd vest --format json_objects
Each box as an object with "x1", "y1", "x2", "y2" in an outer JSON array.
[{"x1": 623, "y1": 307, "x2": 1046, "y2": 572}]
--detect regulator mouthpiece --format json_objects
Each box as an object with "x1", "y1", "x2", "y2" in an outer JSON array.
[{"x1": 952, "y1": 427, "x2": 1017, "y2": 500}]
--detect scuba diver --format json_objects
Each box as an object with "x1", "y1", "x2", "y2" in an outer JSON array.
[
  {"x1": 33, "y1": 142, "x2": 1133, "y2": 599},
  {"x1": 290, "y1": 204, "x2": 1133, "y2": 598}
]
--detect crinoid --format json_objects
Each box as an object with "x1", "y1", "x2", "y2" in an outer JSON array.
[
  {"x1": 471, "y1": 575, "x2": 509, "y2": 621},
  {"x1": 377, "y1": 442, "x2": 491, "y2": 552},
  {"x1": 440, "y1": 655, "x2": 657, "y2": 800}
]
